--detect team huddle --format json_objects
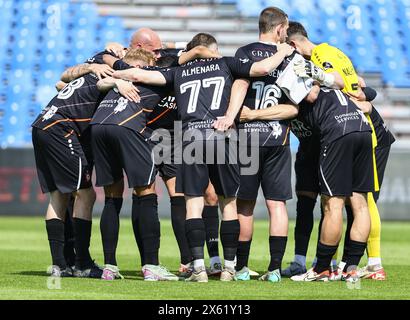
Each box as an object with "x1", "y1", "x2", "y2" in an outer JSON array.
[{"x1": 31, "y1": 7, "x2": 394, "y2": 283}]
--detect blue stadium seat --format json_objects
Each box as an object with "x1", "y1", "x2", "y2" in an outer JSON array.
[
  {"x1": 263, "y1": 0, "x2": 292, "y2": 15},
  {"x1": 237, "y1": 0, "x2": 263, "y2": 17}
]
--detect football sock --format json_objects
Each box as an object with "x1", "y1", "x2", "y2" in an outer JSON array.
[
  {"x1": 210, "y1": 256, "x2": 222, "y2": 267},
  {"x1": 136, "y1": 194, "x2": 160, "y2": 266},
  {"x1": 295, "y1": 254, "x2": 306, "y2": 267},
  {"x1": 45, "y1": 219, "x2": 66, "y2": 269},
  {"x1": 73, "y1": 218, "x2": 93, "y2": 269},
  {"x1": 100, "y1": 197, "x2": 122, "y2": 266},
  {"x1": 338, "y1": 261, "x2": 346, "y2": 271},
  {"x1": 368, "y1": 257, "x2": 382, "y2": 267},
  {"x1": 193, "y1": 259, "x2": 205, "y2": 270},
  {"x1": 315, "y1": 242, "x2": 338, "y2": 274},
  {"x1": 220, "y1": 220, "x2": 240, "y2": 268},
  {"x1": 225, "y1": 259, "x2": 235, "y2": 271},
  {"x1": 294, "y1": 195, "x2": 316, "y2": 257},
  {"x1": 63, "y1": 207, "x2": 76, "y2": 267},
  {"x1": 367, "y1": 192, "x2": 382, "y2": 262},
  {"x1": 268, "y1": 236, "x2": 288, "y2": 272},
  {"x1": 185, "y1": 218, "x2": 206, "y2": 269},
  {"x1": 202, "y1": 206, "x2": 220, "y2": 259},
  {"x1": 345, "y1": 240, "x2": 367, "y2": 272},
  {"x1": 131, "y1": 194, "x2": 144, "y2": 265},
  {"x1": 170, "y1": 196, "x2": 192, "y2": 265},
  {"x1": 342, "y1": 205, "x2": 354, "y2": 263},
  {"x1": 235, "y1": 240, "x2": 252, "y2": 271}
]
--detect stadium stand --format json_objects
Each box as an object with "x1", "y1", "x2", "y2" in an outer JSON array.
[{"x1": 1, "y1": 0, "x2": 410, "y2": 149}]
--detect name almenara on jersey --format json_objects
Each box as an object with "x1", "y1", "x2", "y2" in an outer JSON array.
[{"x1": 181, "y1": 60, "x2": 221, "y2": 77}]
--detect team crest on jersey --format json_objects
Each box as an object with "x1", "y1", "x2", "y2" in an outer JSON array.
[
  {"x1": 270, "y1": 121, "x2": 283, "y2": 139},
  {"x1": 239, "y1": 58, "x2": 250, "y2": 63},
  {"x1": 42, "y1": 105, "x2": 58, "y2": 121},
  {"x1": 114, "y1": 97, "x2": 129, "y2": 114}
]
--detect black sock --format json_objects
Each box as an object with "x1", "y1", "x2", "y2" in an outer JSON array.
[
  {"x1": 318, "y1": 204, "x2": 324, "y2": 243},
  {"x1": 170, "y1": 196, "x2": 192, "y2": 265},
  {"x1": 295, "y1": 196, "x2": 316, "y2": 256},
  {"x1": 203, "y1": 206, "x2": 220, "y2": 259},
  {"x1": 100, "y1": 197, "x2": 122, "y2": 265},
  {"x1": 345, "y1": 240, "x2": 367, "y2": 272},
  {"x1": 46, "y1": 219, "x2": 66, "y2": 269},
  {"x1": 220, "y1": 220, "x2": 240, "y2": 263},
  {"x1": 185, "y1": 218, "x2": 205, "y2": 261},
  {"x1": 73, "y1": 218, "x2": 93, "y2": 269},
  {"x1": 132, "y1": 194, "x2": 144, "y2": 265},
  {"x1": 235, "y1": 240, "x2": 252, "y2": 271},
  {"x1": 315, "y1": 241, "x2": 338, "y2": 274},
  {"x1": 137, "y1": 194, "x2": 160, "y2": 266},
  {"x1": 268, "y1": 236, "x2": 288, "y2": 272},
  {"x1": 342, "y1": 205, "x2": 354, "y2": 262},
  {"x1": 64, "y1": 205, "x2": 76, "y2": 267}
]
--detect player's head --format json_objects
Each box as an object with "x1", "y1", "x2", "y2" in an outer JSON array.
[
  {"x1": 259, "y1": 7, "x2": 289, "y2": 43},
  {"x1": 129, "y1": 28, "x2": 162, "y2": 59},
  {"x1": 122, "y1": 48, "x2": 156, "y2": 68},
  {"x1": 287, "y1": 21, "x2": 312, "y2": 58},
  {"x1": 186, "y1": 33, "x2": 218, "y2": 53},
  {"x1": 155, "y1": 56, "x2": 178, "y2": 68}
]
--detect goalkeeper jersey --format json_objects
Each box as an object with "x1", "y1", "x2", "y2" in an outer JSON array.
[{"x1": 311, "y1": 43, "x2": 359, "y2": 95}]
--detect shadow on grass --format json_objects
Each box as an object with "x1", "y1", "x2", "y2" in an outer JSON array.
[{"x1": 14, "y1": 271, "x2": 49, "y2": 277}]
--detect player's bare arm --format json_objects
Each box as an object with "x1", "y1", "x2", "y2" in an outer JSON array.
[
  {"x1": 249, "y1": 43, "x2": 294, "y2": 77},
  {"x1": 350, "y1": 99, "x2": 373, "y2": 114},
  {"x1": 112, "y1": 68, "x2": 167, "y2": 86},
  {"x1": 178, "y1": 45, "x2": 221, "y2": 65},
  {"x1": 239, "y1": 103, "x2": 299, "y2": 122},
  {"x1": 213, "y1": 79, "x2": 249, "y2": 131},
  {"x1": 61, "y1": 63, "x2": 114, "y2": 82},
  {"x1": 105, "y1": 42, "x2": 127, "y2": 59},
  {"x1": 97, "y1": 77, "x2": 140, "y2": 102},
  {"x1": 55, "y1": 81, "x2": 67, "y2": 92}
]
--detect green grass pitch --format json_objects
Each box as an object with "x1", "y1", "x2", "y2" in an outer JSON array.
[{"x1": 0, "y1": 216, "x2": 409, "y2": 300}]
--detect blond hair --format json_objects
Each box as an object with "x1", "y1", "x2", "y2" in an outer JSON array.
[{"x1": 123, "y1": 48, "x2": 155, "y2": 66}]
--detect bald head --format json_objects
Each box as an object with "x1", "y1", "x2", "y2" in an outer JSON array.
[{"x1": 130, "y1": 28, "x2": 162, "y2": 58}]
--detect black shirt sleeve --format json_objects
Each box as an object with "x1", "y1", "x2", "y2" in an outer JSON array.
[
  {"x1": 223, "y1": 57, "x2": 253, "y2": 79},
  {"x1": 85, "y1": 50, "x2": 116, "y2": 65},
  {"x1": 113, "y1": 60, "x2": 132, "y2": 71},
  {"x1": 157, "y1": 67, "x2": 177, "y2": 87}
]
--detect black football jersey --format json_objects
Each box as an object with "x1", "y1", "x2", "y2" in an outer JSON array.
[
  {"x1": 159, "y1": 57, "x2": 253, "y2": 139},
  {"x1": 147, "y1": 95, "x2": 179, "y2": 134},
  {"x1": 300, "y1": 88, "x2": 372, "y2": 145},
  {"x1": 369, "y1": 106, "x2": 395, "y2": 148},
  {"x1": 235, "y1": 42, "x2": 292, "y2": 146},
  {"x1": 90, "y1": 82, "x2": 169, "y2": 138},
  {"x1": 31, "y1": 51, "x2": 115, "y2": 136},
  {"x1": 290, "y1": 107, "x2": 321, "y2": 154},
  {"x1": 31, "y1": 73, "x2": 104, "y2": 136}
]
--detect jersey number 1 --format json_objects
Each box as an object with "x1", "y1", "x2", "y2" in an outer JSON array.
[{"x1": 180, "y1": 77, "x2": 225, "y2": 113}]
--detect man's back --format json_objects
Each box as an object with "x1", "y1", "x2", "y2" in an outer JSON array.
[{"x1": 159, "y1": 57, "x2": 253, "y2": 137}]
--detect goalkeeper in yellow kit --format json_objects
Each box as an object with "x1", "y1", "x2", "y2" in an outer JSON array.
[{"x1": 283, "y1": 21, "x2": 394, "y2": 281}]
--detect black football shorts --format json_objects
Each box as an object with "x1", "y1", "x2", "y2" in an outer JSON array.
[
  {"x1": 373, "y1": 145, "x2": 391, "y2": 202},
  {"x1": 91, "y1": 124, "x2": 156, "y2": 188},
  {"x1": 319, "y1": 131, "x2": 374, "y2": 197},
  {"x1": 294, "y1": 142, "x2": 321, "y2": 194},
  {"x1": 177, "y1": 139, "x2": 240, "y2": 198},
  {"x1": 238, "y1": 145, "x2": 292, "y2": 201},
  {"x1": 32, "y1": 127, "x2": 93, "y2": 194}
]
